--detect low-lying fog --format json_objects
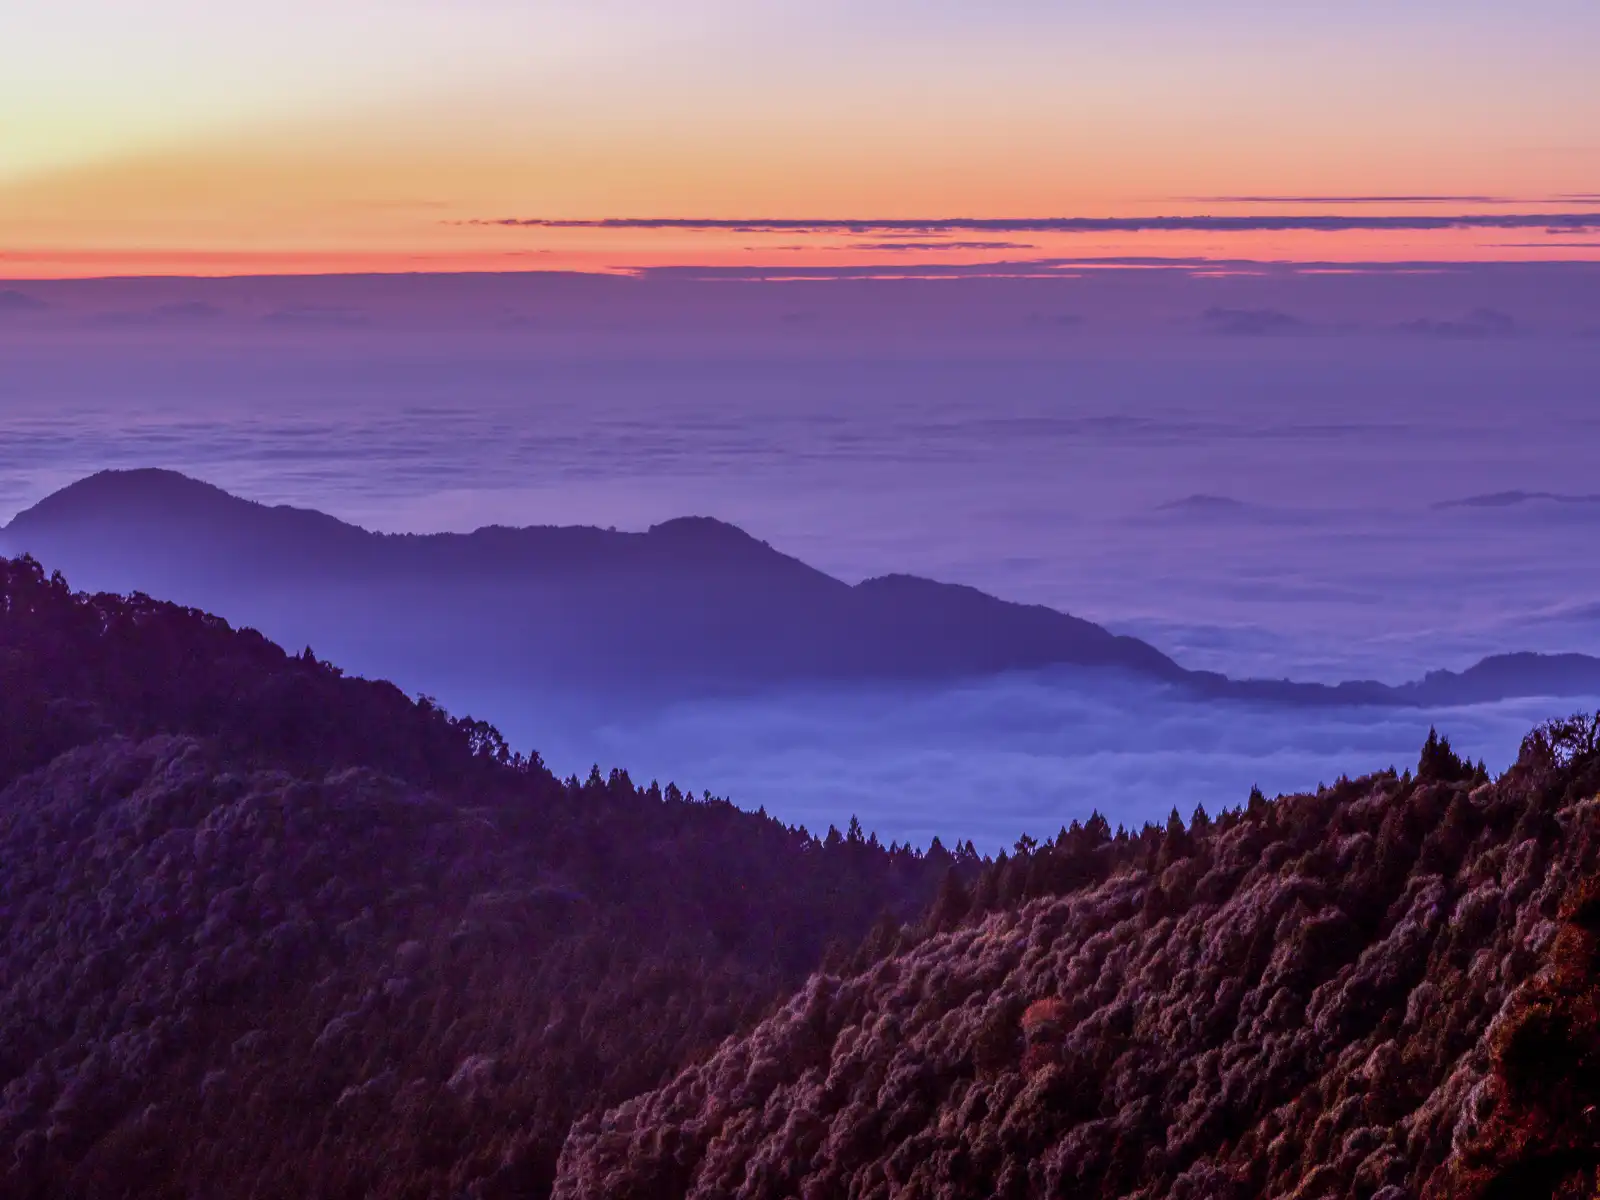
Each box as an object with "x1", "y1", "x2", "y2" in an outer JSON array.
[
  {"x1": 5, "y1": 267, "x2": 1599, "y2": 848},
  {"x1": 430, "y1": 675, "x2": 1595, "y2": 851}
]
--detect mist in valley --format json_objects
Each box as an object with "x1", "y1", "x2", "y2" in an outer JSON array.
[
  {"x1": 401, "y1": 669, "x2": 1600, "y2": 851},
  {"x1": 5, "y1": 267, "x2": 1600, "y2": 848}
]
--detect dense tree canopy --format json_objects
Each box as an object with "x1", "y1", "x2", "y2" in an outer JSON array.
[{"x1": 0, "y1": 556, "x2": 948, "y2": 1197}]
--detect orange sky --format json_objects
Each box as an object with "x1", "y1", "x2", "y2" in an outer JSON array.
[{"x1": 3, "y1": 1, "x2": 1598, "y2": 278}]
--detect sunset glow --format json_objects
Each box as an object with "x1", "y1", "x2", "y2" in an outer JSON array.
[{"x1": 3, "y1": 0, "x2": 1598, "y2": 278}]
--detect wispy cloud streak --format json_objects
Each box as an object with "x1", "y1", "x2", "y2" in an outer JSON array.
[
  {"x1": 465, "y1": 213, "x2": 1600, "y2": 234},
  {"x1": 848, "y1": 241, "x2": 1038, "y2": 251},
  {"x1": 1186, "y1": 195, "x2": 1524, "y2": 205}
]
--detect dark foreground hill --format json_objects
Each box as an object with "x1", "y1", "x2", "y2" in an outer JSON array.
[
  {"x1": 554, "y1": 723, "x2": 1600, "y2": 1200},
  {"x1": 9, "y1": 553, "x2": 1600, "y2": 1200},
  {"x1": 10, "y1": 469, "x2": 1600, "y2": 707},
  {"x1": 0, "y1": 556, "x2": 948, "y2": 1198}
]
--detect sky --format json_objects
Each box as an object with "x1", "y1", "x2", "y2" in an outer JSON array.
[
  {"x1": 4, "y1": 3, "x2": 1599, "y2": 841},
  {"x1": 2, "y1": 1, "x2": 1599, "y2": 277}
]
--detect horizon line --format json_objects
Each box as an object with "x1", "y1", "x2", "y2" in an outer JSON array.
[{"x1": 9, "y1": 256, "x2": 1600, "y2": 287}]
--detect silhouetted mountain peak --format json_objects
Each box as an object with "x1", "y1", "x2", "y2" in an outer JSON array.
[
  {"x1": 7, "y1": 468, "x2": 239, "y2": 528},
  {"x1": 646, "y1": 515, "x2": 762, "y2": 545},
  {"x1": 7, "y1": 473, "x2": 789, "y2": 573},
  {"x1": 1156, "y1": 492, "x2": 1249, "y2": 513},
  {"x1": 5, "y1": 468, "x2": 360, "y2": 546},
  {"x1": 1435, "y1": 489, "x2": 1600, "y2": 510},
  {"x1": 637, "y1": 515, "x2": 794, "y2": 568}
]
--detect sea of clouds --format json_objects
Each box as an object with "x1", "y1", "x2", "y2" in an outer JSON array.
[{"x1": 4, "y1": 268, "x2": 1599, "y2": 845}]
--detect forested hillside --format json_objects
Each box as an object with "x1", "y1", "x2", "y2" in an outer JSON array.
[
  {"x1": 555, "y1": 722, "x2": 1600, "y2": 1199},
  {"x1": 8, "y1": 552, "x2": 1600, "y2": 1199},
  {"x1": 0, "y1": 556, "x2": 950, "y2": 1197}
]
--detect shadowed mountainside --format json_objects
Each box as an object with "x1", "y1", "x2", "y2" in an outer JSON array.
[
  {"x1": 1, "y1": 470, "x2": 1182, "y2": 695},
  {"x1": 8, "y1": 469, "x2": 1600, "y2": 708},
  {"x1": 554, "y1": 721, "x2": 1600, "y2": 1200},
  {"x1": 0, "y1": 556, "x2": 949, "y2": 1198}
]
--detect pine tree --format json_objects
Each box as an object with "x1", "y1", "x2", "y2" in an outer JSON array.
[
  {"x1": 928, "y1": 868, "x2": 972, "y2": 931},
  {"x1": 1247, "y1": 785, "x2": 1269, "y2": 820},
  {"x1": 1419, "y1": 726, "x2": 1470, "y2": 782},
  {"x1": 1157, "y1": 806, "x2": 1194, "y2": 870}
]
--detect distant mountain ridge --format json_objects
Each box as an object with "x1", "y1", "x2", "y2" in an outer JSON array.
[
  {"x1": 7, "y1": 468, "x2": 1600, "y2": 708},
  {"x1": 0, "y1": 470, "x2": 1186, "y2": 692},
  {"x1": 1435, "y1": 489, "x2": 1600, "y2": 510}
]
